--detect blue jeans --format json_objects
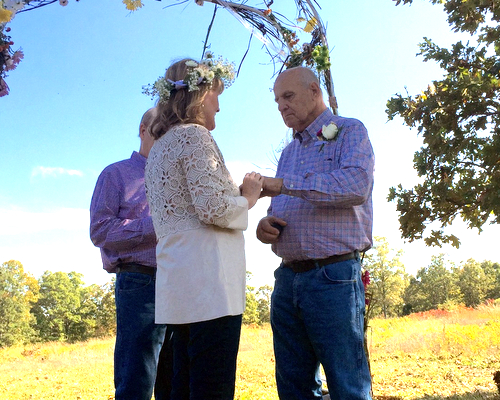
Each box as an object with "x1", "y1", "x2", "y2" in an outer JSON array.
[
  {"x1": 271, "y1": 257, "x2": 372, "y2": 400},
  {"x1": 114, "y1": 271, "x2": 171, "y2": 400},
  {"x1": 170, "y1": 314, "x2": 242, "y2": 400}
]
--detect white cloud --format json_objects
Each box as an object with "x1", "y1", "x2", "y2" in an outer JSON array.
[
  {"x1": 0, "y1": 205, "x2": 107, "y2": 284},
  {"x1": 0, "y1": 231, "x2": 108, "y2": 284},
  {"x1": 0, "y1": 206, "x2": 89, "y2": 235},
  {"x1": 31, "y1": 166, "x2": 84, "y2": 179}
]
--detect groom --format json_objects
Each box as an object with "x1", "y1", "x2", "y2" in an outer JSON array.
[{"x1": 257, "y1": 66, "x2": 374, "y2": 400}]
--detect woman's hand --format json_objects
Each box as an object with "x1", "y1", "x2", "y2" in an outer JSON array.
[{"x1": 240, "y1": 172, "x2": 264, "y2": 210}]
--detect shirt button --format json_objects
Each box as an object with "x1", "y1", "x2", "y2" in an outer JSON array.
[
  {"x1": 301, "y1": 161, "x2": 304, "y2": 164},
  {"x1": 290, "y1": 184, "x2": 294, "y2": 188}
]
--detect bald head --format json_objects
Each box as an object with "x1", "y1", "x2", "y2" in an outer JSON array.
[
  {"x1": 273, "y1": 67, "x2": 326, "y2": 132},
  {"x1": 139, "y1": 108, "x2": 157, "y2": 158},
  {"x1": 139, "y1": 107, "x2": 158, "y2": 131},
  {"x1": 275, "y1": 67, "x2": 320, "y2": 90}
]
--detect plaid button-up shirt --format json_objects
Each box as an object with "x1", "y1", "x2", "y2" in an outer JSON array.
[
  {"x1": 90, "y1": 151, "x2": 157, "y2": 272},
  {"x1": 270, "y1": 109, "x2": 375, "y2": 263}
]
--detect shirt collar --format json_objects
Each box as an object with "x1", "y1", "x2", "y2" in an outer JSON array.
[
  {"x1": 131, "y1": 151, "x2": 147, "y2": 168},
  {"x1": 295, "y1": 108, "x2": 335, "y2": 143}
]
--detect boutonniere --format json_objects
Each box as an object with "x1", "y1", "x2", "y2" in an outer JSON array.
[{"x1": 316, "y1": 122, "x2": 339, "y2": 152}]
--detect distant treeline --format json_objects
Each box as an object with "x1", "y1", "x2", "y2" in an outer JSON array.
[
  {"x1": 0, "y1": 260, "x2": 273, "y2": 348},
  {"x1": 0, "y1": 260, "x2": 115, "y2": 347},
  {"x1": 363, "y1": 237, "x2": 500, "y2": 319},
  {"x1": 2, "y1": 240, "x2": 500, "y2": 347}
]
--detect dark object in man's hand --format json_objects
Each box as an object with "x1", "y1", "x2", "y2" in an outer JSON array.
[{"x1": 271, "y1": 222, "x2": 284, "y2": 233}]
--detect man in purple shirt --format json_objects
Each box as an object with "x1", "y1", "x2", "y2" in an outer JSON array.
[
  {"x1": 257, "y1": 67, "x2": 374, "y2": 399},
  {"x1": 90, "y1": 108, "x2": 172, "y2": 400}
]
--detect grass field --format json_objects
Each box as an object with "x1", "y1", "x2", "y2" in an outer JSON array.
[{"x1": 0, "y1": 304, "x2": 499, "y2": 399}]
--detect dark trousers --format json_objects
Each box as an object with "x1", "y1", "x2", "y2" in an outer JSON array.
[
  {"x1": 170, "y1": 314, "x2": 242, "y2": 400},
  {"x1": 155, "y1": 326, "x2": 174, "y2": 399}
]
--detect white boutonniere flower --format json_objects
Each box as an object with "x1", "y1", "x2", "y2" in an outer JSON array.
[
  {"x1": 321, "y1": 122, "x2": 339, "y2": 140},
  {"x1": 316, "y1": 122, "x2": 340, "y2": 152}
]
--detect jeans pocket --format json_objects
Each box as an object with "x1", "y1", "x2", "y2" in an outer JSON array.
[
  {"x1": 274, "y1": 264, "x2": 285, "y2": 280},
  {"x1": 117, "y1": 272, "x2": 152, "y2": 293},
  {"x1": 321, "y1": 260, "x2": 357, "y2": 283}
]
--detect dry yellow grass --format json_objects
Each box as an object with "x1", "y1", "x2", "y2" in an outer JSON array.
[
  {"x1": 0, "y1": 329, "x2": 275, "y2": 400},
  {"x1": 0, "y1": 339, "x2": 115, "y2": 399},
  {"x1": 235, "y1": 325, "x2": 277, "y2": 400},
  {"x1": 368, "y1": 304, "x2": 500, "y2": 399},
  {"x1": 0, "y1": 306, "x2": 499, "y2": 399}
]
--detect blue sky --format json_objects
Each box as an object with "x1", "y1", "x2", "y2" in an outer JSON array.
[{"x1": 1, "y1": 0, "x2": 498, "y2": 287}]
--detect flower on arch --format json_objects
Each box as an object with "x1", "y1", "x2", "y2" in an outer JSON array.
[
  {"x1": 0, "y1": 5, "x2": 13, "y2": 23},
  {"x1": 122, "y1": 0, "x2": 143, "y2": 11}
]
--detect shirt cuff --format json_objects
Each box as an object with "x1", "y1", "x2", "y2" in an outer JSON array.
[
  {"x1": 280, "y1": 180, "x2": 294, "y2": 196},
  {"x1": 225, "y1": 196, "x2": 249, "y2": 231}
]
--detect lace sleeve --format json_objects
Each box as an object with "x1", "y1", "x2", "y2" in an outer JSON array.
[{"x1": 180, "y1": 125, "x2": 245, "y2": 228}]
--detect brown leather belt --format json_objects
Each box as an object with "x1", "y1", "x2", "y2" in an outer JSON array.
[
  {"x1": 116, "y1": 263, "x2": 156, "y2": 276},
  {"x1": 283, "y1": 251, "x2": 358, "y2": 273}
]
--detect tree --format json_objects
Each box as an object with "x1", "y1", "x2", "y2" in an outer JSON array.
[
  {"x1": 363, "y1": 237, "x2": 408, "y2": 318},
  {"x1": 480, "y1": 260, "x2": 500, "y2": 300},
  {"x1": 256, "y1": 285, "x2": 273, "y2": 324},
  {"x1": 386, "y1": 0, "x2": 500, "y2": 247},
  {"x1": 74, "y1": 281, "x2": 116, "y2": 340},
  {"x1": 243, "y1": 286, "x2": 260, "y2": 325},
  {"x1": 31, "y1": 271, "x2": 92, "y2": 342},
  {"x1": 243, "y1": 271, "x2": 259, "y2": 325},
  {"x1": 456, "y1": 258, "x2": 488, "y2": 307},
  {"x1": 0, "y1": 260, "x2": 39, "y2": 347},
  {"x1": 403, "y1": 254, "x2": 460, "y2": 312},
  {"x1": 92, "y1": 280, "x2": 116, "y2": 337}
]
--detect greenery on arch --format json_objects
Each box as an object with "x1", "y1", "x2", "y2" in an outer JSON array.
[{"x1": 1, "y1": 0, "x2": 337, "y2": 114}]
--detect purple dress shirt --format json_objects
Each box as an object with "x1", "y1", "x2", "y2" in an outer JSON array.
[
  {"x1": 269, "y1": 109, "x2": 375, "y2": 263},
  {"x1": 90, "y1": 151, "x2": 156, "y2": 273}
]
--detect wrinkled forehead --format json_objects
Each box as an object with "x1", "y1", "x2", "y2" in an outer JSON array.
[
  {"x1": 273, "y1": 72, "x2": 302, "y2": 99},
  {"x1": 274, "y1": 71, "x2": 291, "y2": 89}
]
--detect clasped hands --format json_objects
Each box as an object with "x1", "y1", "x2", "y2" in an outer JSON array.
[
  {"x1": 240, "y1": 174, "x2": 283, "y2": 203},
  {"x1": 259, "y1": 176, "x2": 283, "y2": 198},
  {"x1": 240, "y1": 174, "x2": 286, "y2": 244}
]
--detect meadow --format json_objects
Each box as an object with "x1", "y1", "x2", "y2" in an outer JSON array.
[{"x1": 0, "y1": 304, "x2": 499, "y2": 400}]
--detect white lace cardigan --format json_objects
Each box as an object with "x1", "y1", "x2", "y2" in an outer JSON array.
[{"x1": 145, "y1": 124, "x2": 249, "y2": 324}]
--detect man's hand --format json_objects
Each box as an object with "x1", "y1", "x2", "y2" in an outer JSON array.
[
  {"x1": 260, "y1": 177, "x2": 283, "y2": 198},
  {"x1": 256, "y1": 216, "x2": 287, "y2": 244}
]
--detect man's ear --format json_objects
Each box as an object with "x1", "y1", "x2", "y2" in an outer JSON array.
[
  {"x1": 309, "y1": 81, "x2": 322, "y2": 99},
  {"x1": 139, "y1": 123, "x2": 146, "y2": 139}
]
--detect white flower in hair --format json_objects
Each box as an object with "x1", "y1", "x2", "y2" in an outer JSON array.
[{"x1": 142, "y1": 53, "x2": 236, "y2": 103}]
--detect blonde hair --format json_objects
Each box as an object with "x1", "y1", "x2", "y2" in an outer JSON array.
[{"x1": 149, "y1": 58, "x2": 224, "y2": 139}]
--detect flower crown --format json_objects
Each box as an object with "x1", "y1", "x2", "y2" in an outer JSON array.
[{"x1": 143, "y1": 52, "x2": 236, "y2": 103}]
